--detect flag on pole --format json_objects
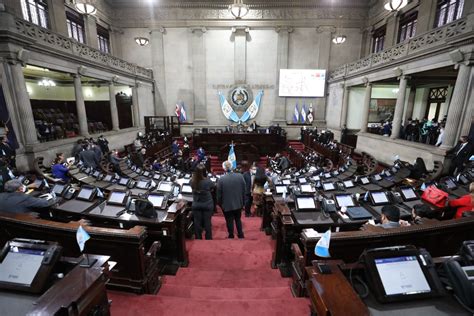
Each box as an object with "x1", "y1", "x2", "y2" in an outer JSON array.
[
  {"x1": 293, "y1": 103, "x2": 299, "y2": 123},
  {"x1": 307, "y1": 103, "x2": 314, "y2": 124},
  {"x1": 228, "y1": 144, "x2": 237, "y2": 170},
  {"x1": 175, "y1": 103, "x2": 181, "y2": 119},
  {"x1": 300, "y1": 102, "x2": 307, "y2": 123},
  {"x1": 76, "y1": 225, "x2": 90, "y2": 252},
  {"x1": 315, "y1": 229, "x2": 331, "y2": 258},
  {"x1": 180, "y1": 102, "x2": 187, "y2": 122},
  {"x1": 43, "y1": 179, "x2": 49, "y2": 189}
]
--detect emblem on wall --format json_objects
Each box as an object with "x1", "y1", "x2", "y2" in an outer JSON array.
[{"x1": 219, "y1": 85, "x2": 263, "y2": 123}]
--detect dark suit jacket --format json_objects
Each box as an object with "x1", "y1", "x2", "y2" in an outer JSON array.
[
  {"x1": 79, "y1": 150, "x2": 99, "y2": 170},
  {"x1": 0, "y1": 192, "x2": 52, "y2": 213},
  {"x1": 243, "y1": 171, "x2": 252, "y2": 196},
  {"x1": 217, "y1": 172, "x2": 246, "y2": 212},
  {"x1": 452, "y1": 142, "x2": 473, "y2": 165}
]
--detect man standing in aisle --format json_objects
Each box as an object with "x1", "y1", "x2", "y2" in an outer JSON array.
[{"x1": 217, "y1": 160, "x2": 246, "y2": 239}]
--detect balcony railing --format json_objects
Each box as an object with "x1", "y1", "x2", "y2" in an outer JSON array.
[
  {"x1": 329, "y1": 17, "x2": 471, "y2": 81},
  {"x1": 5, "y1": 16, "x2": 153, "y2": 80}
]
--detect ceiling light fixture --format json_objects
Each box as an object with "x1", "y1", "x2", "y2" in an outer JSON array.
[
  {"x1": 134, "y1": 37, "x2": 150, "y2": 46},
  {"x1": 38, "y1": 79, "x2": 56, "y2": 87},
  {"x1": 229, "y1": 0, "x2": 249, "y2": 19},
  {"x1": 384, "y1": 0, "x2": 408, "y2": 12},
  {"x1": 74, "y1": 0, "x2": 97, "y2": 15},
  {"x1": 332, "y1": 35, "x2": 347, "y2": 45}
]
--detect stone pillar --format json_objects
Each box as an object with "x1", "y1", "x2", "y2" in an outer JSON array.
[
  {"x1": 416, "y1": 0, "x2": 437, "y2": 34},
  {"x1": 109, "y1": 82, "x2": 119, "y2": 131},
  {"x1": 9, "y1": 61, "x2": 38, "y2": 145},
  {"x1": 460, "y1": 68, "x2": 474, "y2": 137},
  {"x1": 233, "y1": 27, "x2": 249, "y2": 83},
  {"x1": 274, "y1": 26, "x2": 292, "y2": 123},
  {"x1": 84, "y1": 15, "x2": 98, "y2": 49},
  {"x1": 109, "y1": 27, "x2": 123, "y2": 58},
  {"x1": 73, "y1": 74, "x2": 89, "y2": 136},
  {"x1": 384, "y1": 12, "x2": 398, "y2": 47},
  {"x1": 151, "y1": 27, "x2": 167, "y2": 116},
  {"x1": 340, "y1": 85, "x2": 350, "y2": 128},
  {"x1": 189, "y1": 27, "x2": 207, "y2": 124},
  {"x1": 391, "y1": 75, "x2": 409, "y2": 139},
  {"x1": 403, "y1": 86, "x2": 416, "y2": 124},
  {"x1": 360, "y1": 82, "x2": 372, "y2": 133},
  {"x1": 48, "y1": 0, "x2": 68, "y2": 36},
  {"x1": 131, "y1": 84, "x2": 141, "y2": 128},
  {"x1": 3, "y1": 0, "x2": 22, "y2": 16},
  {"x1": 441, "y1": 63, "x2": 472, "y2": 149},
  {"x1": 315, "y1": 26, "x2": 335, "y2": 123}
]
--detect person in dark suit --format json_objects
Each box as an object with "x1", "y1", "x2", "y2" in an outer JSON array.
[
  {"x1": 191, "y1": 164, "x2": 215, "y2": 240},
  {"x1": 241, "y1": 161, "x2": 255, "y2": 217},
  {"x1": 217, "y1": 160, "x2": 246, "y2": 238},
  {"x1": 79, "y1": 145, "x2": 99, "y2": 170},
  {"x1": 0, "y1": 179, "x2": 55, "y2": 213},
  {"x1": 97, "y1": 135, "x2": 109, "y2": 154},
  {"x1": 0, "y1": 136, "x2": 16, "y2": 169},
  {"x1": 171, "y1": 140, "x2": 180, "y2": 156},
  {"x1": 449, "y1": 136, "x2": 473, "y2": 175}
]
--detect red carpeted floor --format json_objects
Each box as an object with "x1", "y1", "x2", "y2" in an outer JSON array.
[{"x1": 108, "y1": 211, "x2": 310, "y2": 316}]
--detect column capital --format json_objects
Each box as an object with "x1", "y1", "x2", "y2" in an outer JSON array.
[
  {"x1": 78, "y1": 65, "x2": 88, "y2": 76},
  {"x1": 189, "y1": 26, "x2": 207, "y2": 34},
  {"x1": 275, "y1": 26, "x2": 294, "y2": 33},
  {"x1": 151, "y1": 27, "x2": 166, "y2": 34},
  {"x1": 111, "y1": 75, "x2": 120, "y2": 84},
  {"x1": 316, "y1": 25, "x2": 336, "y2": 34},
  {"x1": 362, "y1": 77, "x2": 371, "y2": 86},
  {"x1": 232, "y1": 26, "x2": 250, "y2": 33}
]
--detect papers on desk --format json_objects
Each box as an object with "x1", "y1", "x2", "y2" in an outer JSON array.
[{"x1": 302, "y1": 228, "x2": 321, "y2": 238}]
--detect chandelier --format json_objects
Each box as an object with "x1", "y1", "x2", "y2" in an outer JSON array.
[
  {"x1": 384, "y1": 0, "x2": 408, "y2": 12},
  {"x1": 38, "y1": 79, "x2": 56, "y2": 87},
  {"x1": 134, "y1": 37, "x2": 150, "y2": 46},
  {"x1": 74, "y1": 0, "x2": 97, "y2": 15},
  {"x1": 332, "y1": 35, "x2": 346, "y2": 45},
  {"x1": 229, "y1": 0, "x2": 249, "y2": 19}
]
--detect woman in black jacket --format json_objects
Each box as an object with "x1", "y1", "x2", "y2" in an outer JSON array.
[{"x1": 191, "y1": 164, "x2": 215, "y2": 240}]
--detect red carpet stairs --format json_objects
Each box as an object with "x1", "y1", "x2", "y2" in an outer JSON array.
[{"x1": 108, "y1": 214, "x2": 310, "y2": 316}]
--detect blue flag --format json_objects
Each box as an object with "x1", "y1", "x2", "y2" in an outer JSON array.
[
  {"x1": 420, "y1": 183, "x2": 427, "y2": 191},
  {"x1": 364, "y1": 191, "x2": 370, "y2": 201},
  {"x1": 228, "y1": 144, "x2": 237, "y2": 170},
  {"x1": 300, "y1": 102, "x2": 306, "y2": 123},
  {"x1": 293, "y1": 103, "x2": 299, "y2": 123},
  {"x1": 180, "y1": 101, "x2": 187, "y2": 122},
  {"x1": 76, "y1": 225, "x2": 90, "y2": 252},
  {"x1": 315, "y1": 229, "x2": 331, "y2": 258},
  {"x1": 96, "y1": 188, "x2": 104, "y2": 198}
]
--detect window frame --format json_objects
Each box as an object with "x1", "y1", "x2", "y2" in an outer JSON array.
[
  {"x1": 66, "y1": 10, "x2": 86, "y2": 44},
  {"x1": 97, "y1": 24, "x2": 111, "y2": 54},
  {"x1": 398, "y1": 10, "x2": 418, "y2": 43},
  {"x1": 21, "y1": 0, "x2": 49, "y2": 29},
  {"x1": 372, "y1": 27, "x2": 386, "y2": 53},
  {"x1": 434, "y1": 0, "x2": 464, "y2": 28}
]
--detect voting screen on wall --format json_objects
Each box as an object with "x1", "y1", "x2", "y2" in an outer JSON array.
[{"x1": 279, "y1": 69, "x2": 326, "y2": 97}]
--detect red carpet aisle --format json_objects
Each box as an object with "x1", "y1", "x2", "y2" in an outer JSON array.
[{"x1": 108, "y1": 213, "x2": 310, "y2": 315}]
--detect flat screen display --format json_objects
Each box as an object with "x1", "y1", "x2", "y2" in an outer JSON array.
[
  {"x1": 296, "y1": 197, "x2": 316, "y2": 210},
  {"x1": 371, "y1": 191, "x2": 389, "y2": 204},
  {"x1": 275, "y1": 186, "x2": 287, "y2": 194},
  {"x1": 360, "y1": 177, "x2": 370, "y2": 185},
  {"x1": 323, "y1": 182, "x2": 335, "y2": 191},
  {"x1": 148, "y1": 194, "x2": 164, "y2": 208},
  {"x1": 312, "y1": 176, "x2": 320, "y2": 182},
  {"x1": 335, "y1": 194, "x2": 355, "y2": 207},
  {"x1": 181, "y1": 184, "x2": 192, "y2": 193},
  {"x1": 300, "y1": 184, "x2": 313, "y2": 193},
  {"x1": 153, "y1": 174, "x2": 161, "y2": 180},
  {"x1": 282, "y1": 179, "x2": 291, "y2": 185},
  {"x1": 445, "y1": 179, "x2": 457, "y2": 189},
  {"x1": 374, "y1": 174, "x2": 382, "y2": 181},
  {"x1": 0, "y1": 247, "x2": 44, "y2": 286},
  {"x1": 324, "y1": 173, "x2": 331, "y2": 179},
  {"x1": 93, "y1": 171, "x2": 100, "y2": 178},
  {"x1": 279, "y1": 69, "x2": 326, "y2": 97},
  {"x1": 108, "y1": 191, "x2": 127, "y2": 205},
  {"x1": 104, "y1": 175, "x2": 113, "y2": 182},
  {"x1": 158, "y1": 182, "x2": 173, "y2": 192},
  {"x1": 77, "y1": 187, "x2": 94, "y2": 200},
  {"x1": 343, "y1": 180, "x2": 355, "y2": 188},
  {"x1": 401, "y1": 187, "x2": 417, "y2": 201},
  {"x1": 119, "y1": 177, "x2": 129, "y2": 186},
  {"x1": 136, "y1": 181, "x2": 149, "y2": 189},
  {"x1": 52, "y1": 184, "x2": 65, "y2": 195},
  {"x1": 143, "y1": 171, "x2": 150, "y2": 177},
  {"x1": 375, "y1": 256, "x2": 431, "y2": 296},
  {"x1": 298, "y1": 178, "x2": 307, "y2": 184}
]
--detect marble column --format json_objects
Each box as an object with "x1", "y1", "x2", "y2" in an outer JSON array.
[
  {"x1": 360, "y1": 82, "x2": 372, "y2": 133},
  {"x1": 384, "y1": 12, "x2": 398, "y2": 47},
  {"x1": 441, "y1": 63, "x2": 472, "y2": 149},
  {"x1": 340, "y1": 85, "x2": 350, "y2": 128},
  {"x1": 274, "y1": 26, "x2": 292, "y2": 123},
  {"x1": 151, "y1": 28, "x2": 167, "y2": 116},
  {"x1": 109, "y1": 82, "x2": 120, "y2": 131},
  {"x1": 403, "y1": 86, "x2": 416, "y2": 124},
  {"x1": 233, "y1": 27, "x2": 249, "y2": 83},
  {"x1": 48, "y1": 0, "x2": 68, "y2": 37},
  {"x1": 73, "y1": 74, "x2": 89, "y2": 136},
  {"x1": 391, "y1": 75, "x2": 408, "y2": 139},
  {"x1": 315, "y1": 26, "x2": 335, "y2": 122},
  {"x1": 460, "y1": 68, "x2": 474, "y2": 137},
  {"x1": 131, "y1": 84, "x2": 141, "y2": 128},
  {"x1": 189, "y1": 27, "x2": 207, "y2": 124},
  {"x1": 416, "y1": 0, "x2": 438, "y2": 35},
  {"x1": 84, "y1": 15, "x2": 98, "y2": 49},
  {"x1": 9, "y1": 61, "x2": 38, "y2": 145}
]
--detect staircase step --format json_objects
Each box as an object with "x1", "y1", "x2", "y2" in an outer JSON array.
[
  {"x1": 158, "y1": 285, "x2": 293, "y2": 300},
  {"x1": 187, "y1": 238, "x2": 273, "y2": 253},
  {"x1": 108, "y1": 293, "x2": 311, "y2": 316},
  {"x1": 187, "y1": 248, "x2": 273, "y2": 270}
]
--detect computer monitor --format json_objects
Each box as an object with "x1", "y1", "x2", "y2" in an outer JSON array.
[
  {"x1": 282, "y1": 179, "x2": 291, "y2": 185},
  {"x1": 147, "y1": 194, "x2": 166, "y2": 209},
  {"x1": 93, "y1": 170, "x2": 101, "y2": 178},
  {"x1": 135, "y1": 168, "x2": 142, "y2": 174},
  {"x1": 107, "y1": 190, "x2": 128, "y2": 205},
  {"x1": 76, "y1": 186, "x2": 95, "y2": 201},
  {"x1": 136, "y1": 180, "x2": 150, "y2": 190},
  {"x1": 335, "y1": 194, "x2": 355, "y2": 208},
  {"x1": 296, "y1": 196, "x2": 316, "y2": 210},
  {"x1": 300, "y1": 184, "x2": 314, "y2": 193},
  {"x1": 332, "y1": 170, "x2": 339, "y2": 176},
  {"x1": 322, "y1": 182, "x2": 336, "y2": 191},
  {"x1": 298, "y1": 178, "x2": 307, "y2": 184},
  {"x1": 119, "y1": 177, "x2": 130, "y2": 186},
  {"x1": 400, "y1": 187, "x2": 418, "y2": 201},
  {"x1": 181, "y1": 184, "x2": 193, "y2": 194},
  {"x1": 143, "y1": 171, "x2": 150, "y2": 177},
  {"x1": 52, "y1": 183, "x2": 66, "y2": 196},
  {"x1": 343, "y1": 180, "x2": 355, "y2": 189},
  {"x1": 374, "y1": 174, "x2": 382, "y2": 181},
  {"x1": 181, "y1": 178, "x2": 190, "y2": 184},
  {"x1": 324, "y1": 173, "x2": 331, "y2": 179},
  {"x1": 275, "y1": 185, "x2": 287, "y2": 194},
  {"x1": 153, "y1": 174, "x2": 161, "y2": 181},
  {"x1": 312, "y1": 176, "x2": 320, "y2": 182},
  {"x1": 157, "y1": 181, "x2": 173, "y2": 193},
  {"x1": 458, "y1": 174, "x2": 469, "y2": 185},
  {"x1": 360, "y1": 177, "x2": 370, "y2": 185},
  {"x1": 445, "y1": 178, "x2": 457, "y2": 189},
  {"x1": 103, "y1": 174, "x2": 113, "y2": 182},
  {"x1": 370, "y1": 191, "x2": 389, "y2": 205}
]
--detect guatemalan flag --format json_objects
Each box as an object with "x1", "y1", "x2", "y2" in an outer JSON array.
[
  {"x1": 301, "y1": 103, "x2": 307, "y2": 123},
  {"x1": 228, "y1": 144, "x2": 237, "y2": 170},
  {"x1": 180, "y1": 102, "x2": 187, "y2": 123},
  {"x1": 76, "y1": 225, "x2": 91, "y2": 252},
  {"x1": 175, "y1": 103, "x2": 181, "y2": 119},
  {"x1": 293, "y1": 103, "x2": 299, "y2": 123},
  {"x1": 315, "y1": 229, "x2": 331, "y2": 258}
]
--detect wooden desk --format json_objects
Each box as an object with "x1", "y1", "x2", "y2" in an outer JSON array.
[{"x1": 0, "y1": 254, "x2": 110, "y2": 316}]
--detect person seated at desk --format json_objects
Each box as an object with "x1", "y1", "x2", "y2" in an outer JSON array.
[
  {"x1": 411, "y1": 203, "x2": 438, "y2": 225},
  {"x1": 408, "y1": 157, "x2": 428, "y2": 180},
  {"x1": 448, "y1": 183, "x2": 474, "y2": 218},
  {"x1": 0, "y1": 179, "x2": 55, "y2": 214},
  {"x1": 109, "y1": 149, "x2": 123, "y2": 175},
  {"x1": 377, "y1": 205, "x2": 401, "y2": 229},
  {"x1": 136, "y1": 148, "x2": 146, "y2": 168},
  {"x1": 51, "y1": 153, "x2": 70, "y2": 182}
]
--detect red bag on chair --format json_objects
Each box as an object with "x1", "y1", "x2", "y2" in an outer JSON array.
[{"x1": 421, "y1": 185, "x2": 449, "y2": 208}]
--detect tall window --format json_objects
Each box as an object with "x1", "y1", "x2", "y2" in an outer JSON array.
[
  {"x1": 434, "y1": 0, "x2": 464, "y2": 27},
  {"x1": 372, "y1": 27, "x2": 386, "y2": 53},
  {"x1": 398, "y1": 11, "x2": 418, "y2": 43},
  {"x1": 66, "y1": 11, "x2": 85, "y2": 44},
  {"x1": 21, "y1": 0, "x2": 49, "y2": 28},
  {"x1": 97, "y1": 25, "x2": 110, "y2": 54}
]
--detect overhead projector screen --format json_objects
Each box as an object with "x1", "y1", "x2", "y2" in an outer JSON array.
[{"x1": 279, "y1": 69, "x2": 326, "y2": 97}]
